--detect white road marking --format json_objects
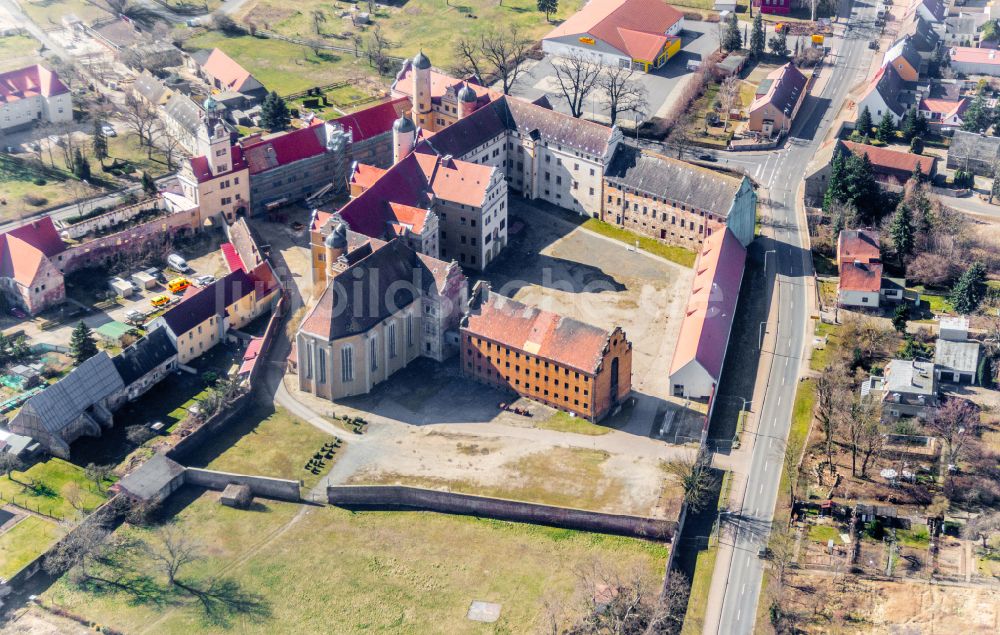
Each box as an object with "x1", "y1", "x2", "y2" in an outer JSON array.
[
  {"x1": 764, "y1": 461, "x2": 769, "y2": 471},
  {"x1": 759, "y1": 483, "x2": 763, "y2": 494},
  {"x1": 777, "y1": 396, "x2": 782, "y2": 407},
  {"x1": 741, "y1": 583, "x2": 746, "y2": 596},
  {"x1": 769, "y1": 438, "x2": 774, "y2": 448},
  {"x1": 745, "y1": 558, "x2": 750, "y2": 569},
  {"x1": 781, "y1": 374, "x2": 786, "y2": 385},
  {"x1": 737, "y1": 609, "x2": 742, "y2": 622}
]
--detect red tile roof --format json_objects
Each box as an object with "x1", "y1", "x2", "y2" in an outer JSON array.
[
  {"x1": 837, "y1": 229, "x2": 881, "y2": 267},
  {"x1": 349, "y1": 163, "x2": 388, "y2": 192},
  {"x1": 841, "y1": 141, "x2": 935, "y2": 177},
  {"x1": 7, "y1": 217, "x2": 65, "y2": 258},
  {"x1": 393, "y1": 67, "x2": 500, "y2": 108},
  {"x1": 840, "y1": 260, "x2": 883, "y2": 293},
  {"x1": 543, "y1": 0, "x2": 683, "y2": 61},
  {"x1": 332, "y1": 97, "x2": 411, "y2": 143},
  {"x1": 0, "y1": 217, "x2": 64, "y2": 290},
  {"x1": 463, "y1": 288, "x2": 620, "y2": 374},
  {"x1": 220, "y1": 242, "x2": 245, "y2": 273},
  {"x1": 668, "y1": 229, "x2": 747, "y2": 380},
  {"x1": 918, "y1": 97, "x2": 969, "y2": 120},
  {"x1": 948, "y1": 46, "x2": 1000, "y2": 65},
  {"x1": 240, "y1": 121, "x2": 330, "y2": 175},
  {"x1": 0, "y1": 64, "x2": 69, "y2": 104},
  {"x1": 188, "y1": 144, "x2": 247, "y2": 183},
  {"x1": 238, "y1": 336, "x2": 264, "y2": 375},
  {"x1": 201, "y1": 48, "x2": 254, "y2": 92}
]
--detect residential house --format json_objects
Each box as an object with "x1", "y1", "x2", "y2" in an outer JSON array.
[
  {"x1": 946, "y1": 130, "x2": 1000, "y2": 175},
  {"x1": 541, "y1": 0, "x2": 684, "y2": 72},
  {"x1": 0, "y1": 217, "x2": 66, "y2": 315},
  {"x1": 748, "y1": 63, "x2": 809, "y2": 138},
  {"x1": 897, "y1": 14, "x2": 941, "y2": 58},
  {"x1": 836, "y1": 229, "x2": 883, "y2": 308},
  {"x1": 908, "y1": 0, "x2": 947, "y2": 23},
  {"x1": 110, "y1": 327, "x2": 178, "y2": 406},
  {"x1": 882, "y1": 37, "x2": 923, "y2": 81},
  {"x1": 0, "y1": 64, "x2": 72, "y2": 132},
  {"x1": 862, "y1": 359, "x2": 939, "y2": 420},
  {"x1": 460, "y1": 281, "x2": 632, "y2": 421},
  {"x1": 943, "y1": 14, "x2": 985, "y2": 46},
  {"x1": 948, "y1": 46, "x2": 1000, "y2": 76},
  {"x1": 239, "y1": 120, "x2": 350, "y2": 216},
  {"x1": 133, "y1": 70, "x2": 208, "y2": 156},
  {"x1": 296, "y1": 236, "x2": 467, "y2": 400},
  {"x1": 601, "y1": 145, "x2": 757, "y2": 249},
  {"x1": 857, "y1": 65, "x2": 910, "y2": 125},
  {"x1": 668, "y1": 228, "x2": 747, "y2": 400},
  {"x1": 151, "y1": 268, "x2": 263, "y2": 364},
  {"x1": 191, "y1": 48, "x2": 267, "y2": 103},
  {"x1": 9, "y1": 352, "x2": 125, "y2": 459},
  {"x1": 805, "y1": 140, "x2": 937, "y2": 205},
  {"x1": 918, "y1": 96, "x2": 970, "y2": 131}
]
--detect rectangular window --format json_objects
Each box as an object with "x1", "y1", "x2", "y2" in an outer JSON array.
[
  {"x1": 369, "y1": 337, "x2": 378, "y2": 372},
  {"x1": 388, "y1": 322, "x2": 397, "y2": 358},
  {"x1": 318, "y1": 348, "x2": 327, "y2": 384}
]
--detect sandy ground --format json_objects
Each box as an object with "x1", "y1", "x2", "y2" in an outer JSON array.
[{"x1": 0, "y1": 608, "x2": 90, "y2": 635}]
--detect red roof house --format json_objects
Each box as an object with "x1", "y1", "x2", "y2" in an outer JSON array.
[
  {"x1": 196, "y1": 48, "x2": 266, "y2": 97},
  {"x1": 836, "y1": 229, "x2": 884, "y2": 307}
]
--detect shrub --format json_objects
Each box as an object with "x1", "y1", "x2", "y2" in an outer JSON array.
[
  {"x1": 683, "y1": 11, "x2": 703, "y2": 21},
  {"x1": 23, "y1": 194, "x2": 47, "y2": 206},
  {"x1": 705, "y1": 13, "x2": 721, "y2": 23},
  {"x1": 33, "y1": 177, "x2": 46, "y2": 186}
]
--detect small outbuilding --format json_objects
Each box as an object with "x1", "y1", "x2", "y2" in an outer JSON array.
[
  {"x1": 132, "y1": 271, "x2": 157, "y2": 290},
  {"x1": 934, "y1": 338, "x2": 980, "y2": 384},
  {"x1": 220, "y1": 483, "x2": 253, "y2": 509}
]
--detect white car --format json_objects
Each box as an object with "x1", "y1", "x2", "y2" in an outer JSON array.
[
  {"x1": 101, "y1": 124, "x2": 117, "y2": 137},
  {"x1": 195, "y1": 274, "x2": 215, "y2": 286}
]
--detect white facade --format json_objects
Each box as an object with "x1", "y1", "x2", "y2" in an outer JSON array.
[
  {"x1": 0, "y1": 89, "x2": 71, "y2": 132},
  {"x1": 669, "y1": 360, "x2": 714, "y2": 400},
  {"x1": 838, "y1": 289, "x2": 881, "y2": 308},
  {"x1": 541, "y1": 19, "x2": 683, "y2": 69}
]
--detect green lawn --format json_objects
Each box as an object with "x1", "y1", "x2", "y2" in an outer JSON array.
[
  {"x1": 810, "y1": 321, "x2": 841, "y2": 372},
  {"x1": 582, "y1": 218, "x2": 697, "y2": 267},
  {"x1": 536, "y1": 410, "x2": 612, "y2": 436},
  {"x1": 0, "y1": 459, "x2": 112, "y2": 520},
  {"x1": 0, "y1": 154, "x2": 100, "y2": 220},
  {"x1": 20, "y1": 0, "x2": 110, "y2": 26},
  {"x1": 680, "y1": 540, "x2": 719, "y2": 635},
  {"x1": 0, "y1": 34, "x2": 43, "y2": 72},
  {"x1": 0, "y1": 515, "x2": 65, "y2": 580},
  {"x1": 807, "y1": 524, "x2": 841, "y2": 544},
  {"x1": 776, "y1": 379, "x2": 815, "y2": 516},
  {"x1": 43, "y1": 493, "x2": 668, "y2": 633},
  {"x1": 187, "y1": 404, "x2": 336, "y2": 491},
  {"x1": 896, "y1": 526, "x2": 930, "y2": 549},
  {"x1": 910, "y1": 286, "x2": 954, "y2": 315}
]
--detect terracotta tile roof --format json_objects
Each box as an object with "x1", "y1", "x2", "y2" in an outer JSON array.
[
  {"x1": 332, "y1": 97, "x2": 411, "y2": 143},
  {"x1": 392, "y1": 65, "x2": 500, "y2": 108},
  {"x1": 188, "y1": 144, "x2": 247, "y2": 183},
  {"x1": 240, "y1": 121, "x2": 330, "y2": 175},
  {"x1": 840, "y1": 260, "x2": 883, "y2": 293},
  {"x1": 0, "y1": 64, "x2": 68, "y2": 104},
  {"x1": 349, "y1": 163, "x2": 388, "y2": 192},
  {"x1": 668, "y1": 229, "x2": 747, "y2": 380},
  {"x1": 616, "y1": 29, "x2": 671, "y2": 63},
  {"x1": 200, "y1": 48, "x2": 261, "y2": 93},
  {"x1": 238, "y1": 336, "x2": 264, "y2": 375},
  {"x1": 837, "y1": 229, "x2": 881, "y2": 265},
  {"x1": 300, "y1": 239, "x2": 452, "y2": 340},
  {"x1": 841, "y1": 141, "x2": 935, "y2": 176},
  {"x1": 949, "y1": 46, "x2": 1000, "y2": 66},
  {"x1": 413, "y1": 153, "x2": 494, "y2": 208},
  {"x1": 0, "y1": 235, "x2": 46, "y2": 287},
  {"x1": 220, "y1": 242, "x2": 245, "y2": 273},
  {"x1": 7, "y1": 216, "x2": 65, "y2": 258},
  {"x1": 918, "y1": 97, "x2": 969, "y2": 119},
  {"x1": 462, "y1": 288, "x2": 619, "y2": 375},
  {"x1": 543, "y1": 0, "x2": 683, "y2": 61}
]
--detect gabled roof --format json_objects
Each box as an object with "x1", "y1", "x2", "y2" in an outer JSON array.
[
  {"x1": 0, "y1": 217, "x2": 65, "y2": 287},
  {"x1": 115, "y1": 453, "x2": 186, "y2": 501},
  {"x1": 112, "y1": 327, "x2": 177, "y2": 386},
  {"x1": 240, "y1": 121, "x2": 330, "y2": 175},
  {"x1": 159, "y1": 268, "x2": 256, "y2": 336},
  {"x1": 860, "y1": 65, "x2": 908, "y2": 117},
  {"x1": 840, "y1": 141, "x2": 936, "y2": 176},
  {"x1": 918, "y1": 97, "x2": 969, "y2": 120},
  {"x1": 17, "y1": 352, "x2": 124, "y2": 435},
  {"x1": 0, "y1": 64, "x2": 68, "y2": 104},
  {"x1": 220, "y1": 242, "x2": 245, "y2": 273},
  {"x1": 462, "y1": 286, "x2": 621, "y2": 375},
  {"x1": 909, "y1": 0, "x2": 945, "y2": 22},
  {"x1": 162, "y1": 92, "x2": 204, "y2": 137},
  {"x1": 750, "y1": 63, "x2": 807, "y2": 117},
  {"x1": 134, "y1": 69, "x2": 170, "y2": 105},
  {"x1": 837, "y1": 229, "x2": 881, "y2": 264},
  {"x1": 200, "y1": 48, "x2": 263, "y2": 93},
  {"x1": 300, "y1": 239, "x2": 454, "y2": 340},
  {"x1": 949, "y1": 46, "x2": 1000, "y2": 66},
  {"x1": 898, "y1": 14, "x2": 939, "y2": 53},
  {"x1": 883, "y1": 37, "x2": 923, "y2": 73},
  {"x1": 331, "y1": 97, "x2": 412, "y2": 143},
  {"x1": 840, "y1": 259, "x2": 883, "y2": 293},
  {"x1": 543, "y1": 0, "x2": 683, "y2": 61},
  {"x1": 6, "y1": 216, "x2": 65, "y2": 257},
  {"x1": 668, "y1": 229, "x2": 747, "y2": 380},
  {"x1": 604, "y1": 145, "x2": 743, "y2": 216}
]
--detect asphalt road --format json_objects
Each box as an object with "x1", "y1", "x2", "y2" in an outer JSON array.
[{"x1": 712, "y1": 1, "x2": 880, "y2": 632}]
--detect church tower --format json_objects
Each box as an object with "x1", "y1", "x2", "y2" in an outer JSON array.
[
  {"x1": 411, "y1": 51, "x2": 432, "y2": 130},
  {"x1": 457, "y1": 83, "x2": 478, "y2": 119},
  {"x1": 198, "y1": 96, "x2": 232, "y2": 176}
]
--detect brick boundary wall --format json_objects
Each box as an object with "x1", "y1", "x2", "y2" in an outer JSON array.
[{"x1": 326, "y1": 485, "x2": 676, "y2": 541}]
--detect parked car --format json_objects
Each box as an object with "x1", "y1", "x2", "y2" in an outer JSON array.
[
  {"x1": 167, "y1": 278, "x2": 190, "y2": 294},
  {"x1": 698, "y1": 153, "x2": 717, "y2": 162},
  {"x1": 195, "y1": 274, "x2": 215, "y2": 287},
  {"x1": 125, "y1": 309, "x2": 144, "y2": 324},
  {"x1": 167, "y1": 253, "x2": 191, "y2": 273},
  {"x1": 9, "y1": 307, "x2": 26, "y2": 319},
  {"x1": 151, "y1": 294, "x2": 171, "y2": 307},
  {"x1": 100, "y1": 124, "x2": 117, "y2": 137}
]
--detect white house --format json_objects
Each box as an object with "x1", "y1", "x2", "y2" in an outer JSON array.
[
  {"x1": 0, "y1": 64, "x2": 72, "y2": 132},
  {"x1": 857, "y1": 64, "x2": 909, "y2": 125}
]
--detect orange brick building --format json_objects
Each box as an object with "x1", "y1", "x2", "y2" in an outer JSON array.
[{"x1": 459, "y1": 282, "x2": 632, "y2": 422}]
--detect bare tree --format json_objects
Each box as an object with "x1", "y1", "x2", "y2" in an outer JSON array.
[
  {"x1": 566, "y1": 560, "x2": 688, "y2": 635},
  {"x1": 815, "y1": 363, "x2": 850, "y2": 473},
  {"x1": 663, "y1": 453, "x2": 715, "y2": 514},
  {"x1": 0, "y1": 452, "x2": 21, "y2": 482},
  {"x1": 310, "y1": 9, "x2": 325, "y2": 35},
  {"x1": 718, "y1": 75, "x2": 740, "y2": 131},
  {"x1": 552, "y1": 53, "x2": 602, "y2": 119},
  {"x1": 120, "y1": 93, "x2": 158, "y2": 148},
  {"x1": 857, "y1": 413, "x2": 885, "y2": 479},
  {"x1": 145, "y1": 524, "x2": 201, "y2": 585},
  {"x1": 155, "y1": 121, "x2": 183, "y2": 170},
  {"x1": 927, "y1": 398, "x2": 979, "y2": 471},
  {"x1": 667, "y1": 111, "x2": 696, "y2": 159},
  {"x1": 366, "y1": 25, "x2": 391, "y2": 74},
  {"x1": 62, "y1": 482, "x2": 88, "y2": 515},
  {"x1": 85, "y1": 463, "x2": 113, "y2": 492},
  {"x1": 846, "y1": 396, "x2": 881, "y2": 477},
  {"x1": 783, "y1": 434, "x2": 804, "y2": 504},
  {"x1": 599, "y1": 65, "x2": 648, "y2": 126},
  {"x1": 43, "y1": 521, "x2": 109, "y2": 577},
  {"x1": 480, "y1": 25, "x2": 531, "y2": 95},
  {"x1": 964, "y1": 511, "x2": 1000, "y2": 549},
  {"x1": 453, "y1": 35, "x2": 485, "y2": 79}
]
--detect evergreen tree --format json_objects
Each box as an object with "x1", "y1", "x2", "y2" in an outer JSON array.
[
  {"x1": 70, "y1": 321, "x2": 98, "y2": 366},
  {"x1": 909, "y1": 135, "x2": 924, "y2": 155},
  {"x1": 950, "y1": 262, "x2": 987, "y2": 314},
  {"x1": 141, "y1": 171, "x2": 157, "y2": 197},
  {"x1": 875, "y1": 109, "x2": 896, "y2": 142},
  {"x1": 260, "y1": 91, "x2": 291, "y2": 131},
  {"x1": 72, "y1": 148, "x2": 91, "y2": 181},
  {"x1": 750, "y1": 12, "x2": 766, "y2": 59},
  {"x1": 823, "y1": 147, "x2": 848, "y2": 211},
  {"x1": 962, "y1": 88, "x2": 990, "y2": 132},
  {"x1": 92, "y1": 120, "x2": 108, "y2": 166},
  {"x1": 844, "y1": 152, "x2": 878, "y2": 220},
  {"x1": 768, "y1": 30, "x2": 789, "y2": 57},
  {"x1": 537, "y1": 0, "x2": 558, "y2": 21},
  {"x1": 900, "y1": 108, "x2": 918, "y2": 141},
  {"x1": 723, "y1": 12, "x2": 742, "y2": 52},
  {"x1": 953, "y1": 168, "x2": 975, "y2": 188},
  {"x1": 889, "y1": 201, "x2": 914, "y2": 262},
  {"x1": 892, "y1": 304, "x2": 909, "y2": 333},
  {"x1": 856, "y1": 105, "x2": 873, "y2": 137}
]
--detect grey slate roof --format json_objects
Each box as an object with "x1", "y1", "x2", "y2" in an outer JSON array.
[
  {"x1": 160, "y1": 269, "x2": 255, "y2": 337},
  {"x1": 116, "y1": 453, "x2": 186, "y2": 501},
  {"x1": 604, "y1": 145, "x2": 742, "y2": 216},
  {"x1": 19, "y1": 352, "x2": 124, "y2": 435},
  {"x1": 884, "y1": 359, "x2": 936, "y2": 396},
  {"x1": 934, "y1": 339, "x2": 980, "y2": 374},
  {"x1": 873, "y1": 64, "x2": 908, "y2": 117},
  {"x1": 112, "y1": 327, "x2": 177, "y2": 386},
  {"x1": 907, "y1": 15, "x2": 940, "y2": 53},
  {"x1": 134, "y1": 70, "x2": 168, "y2": 104},
  {"x1": 753, "y1": 63, "x2": 808, "y2": 118},
  {"x1": 163, "y1": 93, "x2": 204, "y2": 138}
]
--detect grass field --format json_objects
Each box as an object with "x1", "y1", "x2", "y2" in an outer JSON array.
[
  {"x1": 0, "y1": 515, "x2": 65, "y2": 579},
  {"x1": 910, "y1": 286, "x2": 954, "y2": 315},
  {"x1": 582, "y1": 218, "x2": 697, "y2": 267},
  {"x1": 43, "y1": 492, "x2": 669, "y2": 633},
  {"x1": 350, "y1": 446, "x2": 665, "y2": 516},
  {"x1": 0, "y1": 34, "x2": 43, "y2": 72},
  {"x1": 0, "y1": 459, "x2": 111, "y2": 519},
  {"x1": 187, "y1": 404, "x2": 336, "y2": 491},
  {"x1": 895, "y1": 526, "x2": 930, "y2": 549},
  {"x1": 810, "y1": 321, "x2": 841, "y2": 372},
  {"x1": 680, "y1": 540, "x2": 719, "y2": 635},
  {"x1": 20, "y1": 0, "x2": 110, "y2": 26},
  {"x1": 537, "y1": 410, "x2": 612, "y2": 436},
  {"x1": 807, "y1": 524, "x2": 841, "y2": 544}
]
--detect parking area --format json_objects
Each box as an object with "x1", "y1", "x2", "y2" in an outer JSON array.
[{"x1": 508, "y1": 20, "x2": 721, "y2": 123}]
